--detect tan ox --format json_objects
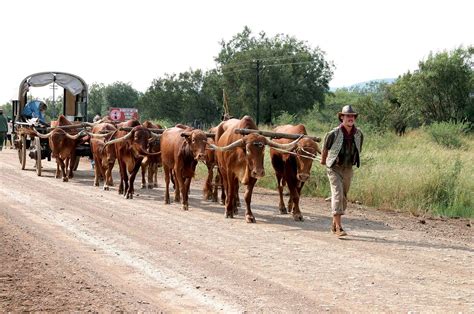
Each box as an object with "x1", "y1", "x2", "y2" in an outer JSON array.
[
  {"x1": 270, "y1": 124, "x2": 321, "y2": 221},
  {"x1": 160, "y1": 126, "x2": 207, "y2": 210},
  {"x1": 211, "y1": 116, "x2": 301, "y2": 223}
]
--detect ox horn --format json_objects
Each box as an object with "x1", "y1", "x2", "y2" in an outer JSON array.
[
  {"x1": 209, "y1": 139, "x2": 244, "y2": 151},
  {"x1": 137, "y1": 146, "x2": 162, "y2": 157},
  {"x1": 148, "y1": 133, "x2": 161, "y2": 143},
  {"x1": 64, "y1": 130, "x2": 88, "y2": 140},
  {"x1": 104, "y1": 131, "x2": 134, "y2": 147},
  {"x1": 265, "y1": 135, "x2": 303, "y2": 150},
  {"x1": 33, "y1": 129, "x2": 54, "y2": 139},
  {"x1": 87, "y1": 131, "x2": 115, "y2": 138}
]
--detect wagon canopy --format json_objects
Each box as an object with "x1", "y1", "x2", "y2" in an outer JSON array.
[{"x1": 19, "y1": 72, "x2": 87, "y2": 98}]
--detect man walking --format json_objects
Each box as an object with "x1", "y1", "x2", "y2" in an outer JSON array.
[
  {"x1": 0, "y1": 109, "x2": 8, "y2": 151},
  {"x1": 320, "y1": 105, "x2": 364, "y2": 237}
]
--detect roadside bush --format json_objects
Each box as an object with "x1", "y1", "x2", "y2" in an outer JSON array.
[{"x1": 426, "y1": 121, "x2": 466, "y2": 149}]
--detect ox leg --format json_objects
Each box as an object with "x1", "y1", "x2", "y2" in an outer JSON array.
[
  {"x1": 203, "y1": 165, "x2": 212, "y2": 200},
  {"x1": 58, "y1": 158, "x2": 68, "y2": 182},
  {"x1": 117, "y1": 160, "x2": 127, "y2": 195},
  {"x1": 217, "y1": 170, "x2": 226, "y2": 205},
  {"x1": 222, "y1": 172, "x2": 234, "y2": 219},
  {"x1": 174, "y1": 169, "x2": 186, "y2": 209},
  {"x1": 291, "y1": 183, "x2": 305, "y2": 221},
  {"x1": 67, "y1": 154, "x2": 76, "y2": 179},
  {"x1": 153, "y1": 164, "x2": 158, "y2": 188},
  {"x1": 55, "y1": 161, "x2": 61, "y2": 179},
  {"x1": 164, "y1": 165, "x2": 171, "y2": 204},
  {"x1": 141, "y1": 163, "x2": 147, "y2": 189},
  {"x1": 104, "y1": 161, "x2": 114, "y2": 190},
  {"x1": 243, "y1": 177, "x2": 257, "y2": 223},
  {"x1": 93, "y1": 155, "x2": 101, "y2": 187},
  {"x1": 233, "y1": 179, "x2": 239, "y2": 215},
  {"x1": 126, "y1": 159, "x2": 142, "y2": 199},
  {"x1": 212, "y1": 169, "x2": 219, "y2": 203},
  {"x1": 147, "y1": 163, "x2": 155, "y2": 189},
  {"x1": 181, "y1": 177, "x2": 192, "y2": 211},
  {"x1": 173, "y1": 172, "x2": 181, "y2": 203},
  {"x1": 276, "y1": 174, "x2": 288, "y2": 214}
]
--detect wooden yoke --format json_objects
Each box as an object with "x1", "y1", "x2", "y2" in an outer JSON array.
[{"x1": 234, "y1": 128, "x2": 321, "y2": 142}]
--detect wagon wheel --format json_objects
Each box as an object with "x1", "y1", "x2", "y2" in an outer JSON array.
[
  {"x1": 20, "y1": 135, "x2": 27, "y2": 170},
  {"x1": 34, "y1": 136, "x2": 42, "y2": 176}
]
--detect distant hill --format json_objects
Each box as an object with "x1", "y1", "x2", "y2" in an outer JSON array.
[{"x1": 330, "y1": 78, "x2": 396, "y2": 91}]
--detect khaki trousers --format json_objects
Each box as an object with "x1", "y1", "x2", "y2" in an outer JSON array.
[{"x1": 327, "y1": 164, "x2": 353, "y2": 216}]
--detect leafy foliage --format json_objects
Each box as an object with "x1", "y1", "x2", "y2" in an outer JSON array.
[
  {"x1": 215, "y1": 26, "x2": 334, "y2": 124},
  {"x1": 426, "y1": 121, "x2": 467, "y2": 149}
]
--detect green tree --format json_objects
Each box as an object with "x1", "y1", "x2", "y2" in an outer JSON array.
[
  {"x1": 216, "y1": 26, "x2": 334, "y2": 124},
  {"x1": 104, "y1": 82, "x2": 140, "y2": 109},
  {"x1": 392, "y1": 46, "x2": 473, "y2": 124},
  {"x1": 88, "y1": 82, "x2": 107, "y2": 117}
]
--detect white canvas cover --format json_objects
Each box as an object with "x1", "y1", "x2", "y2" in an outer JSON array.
[{"x1": 20, "y1": 72, "x2": 85, "y2": 97}]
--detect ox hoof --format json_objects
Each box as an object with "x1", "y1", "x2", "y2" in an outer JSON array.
[
  {"x1": 103, "y1": 186, "x2": 110, "y2": 191},
  {"x1": 94, "y1": 182, "x2": 99, "y2": 187},
  {"x1": 233, "y1": 207, "x2": 239, "y2": 215},
  {"x1": 153, "y1": 183, "x2": 158, "y2": 188},
  {"x1": 182, "y1": 204, "x2": 189, "y2": 211},
  {"x1": 293, "y1": 214, "x2": 304, "y2": 222},
  {"x1": 245, "y1": 215, "x2": 256, "y2": 223},
  {"x1": 165, "y1": 199, "x2": 170, "y2": 205},
  {"x1": 279, "y1": 207, "x2": 288, "y2": 215},
  {"x1": 147, "y1": 184, "x2": 153, "y2": 189},
  {"x1": 63, "y1": 177, "x2": 69, "y2": 182},
  {"x1": 141, "y1": 185, "x2": 146, "y2": 189},
  {"x1": 225, "y1": 212, "x2": 234, "y2": 219}
]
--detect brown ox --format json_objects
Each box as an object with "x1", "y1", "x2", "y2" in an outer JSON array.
[
  {"x1": 140, "y1": 121, "x2": 162, "y2": 189},
  {"x1": 105, "y1": 120, "x2": 161, "y2": 199},
  {"x1": 203, "y1": 126, "x2": 220, "y2": 202},
  {"x1": 34, "y1": 128, "x2": 87, "y2": 182},
  {"x1": 212, "y1": 116, "x2": 301, "y2": 223},
  {"x1": 270, "y1": 124, "x2": 321, "y2": 221},
  {"x1": 89, "y1": 122, "x2": 117, "y2": 190},
  {"x1": 160, "y1": 126, "x2": 207, "y2": 210}
]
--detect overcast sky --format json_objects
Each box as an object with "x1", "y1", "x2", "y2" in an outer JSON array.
[{"x1": 0, "y1": 0, "x2": 472, "y2": 104}]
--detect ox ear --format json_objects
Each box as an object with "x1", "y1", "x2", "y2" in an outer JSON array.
[{"x1": 181, "y1": 132, "x2": 192, "y2": 143}]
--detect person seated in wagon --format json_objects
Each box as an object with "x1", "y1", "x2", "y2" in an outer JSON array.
[{"x1": 22, "y1": 100, "x2": 48, "y2": 125}]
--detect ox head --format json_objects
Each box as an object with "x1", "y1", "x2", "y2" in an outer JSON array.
[
  {"x1": 210, "y1": 133, "x2": 302, "y2": 179},
  {"x1": 105, "y1": 126, "x2": 161, "y2": 157},
  {"x1": 293, "y1": 138, "x2": 321, "y2": 182},
  {"x1": 181, "y1": 129, "x2": 207, "y2": 162}
]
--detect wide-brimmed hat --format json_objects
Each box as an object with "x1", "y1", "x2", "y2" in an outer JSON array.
[{"x1": 338, "y1": 105, "x2": 358, "y2": 122}]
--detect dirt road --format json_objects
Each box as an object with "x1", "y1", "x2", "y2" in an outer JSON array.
[{"x1": 0, "y1": 149, "x2": 472, "y2": 312}]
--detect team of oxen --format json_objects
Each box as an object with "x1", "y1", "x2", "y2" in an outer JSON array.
[{"x1": 30, "y1": 115, "x2": 321, "y2": 223}]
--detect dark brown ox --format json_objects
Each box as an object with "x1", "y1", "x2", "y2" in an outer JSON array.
[
  {"x1": 160, "y1": 126, "x2": 207, "y2": 210},
  {"x1": 34, "y1": 128, "x2": 87, "y2": 182},
  {"x1": 105, "y1": 120, "x2": 161, "y2": 199},
  {"x1": 270, "y1": 124, "x2": 321, "y2": 221},
  {"x1": 89, "y1": 122, "x2": 117, "y2": 190},
  {"x1": 140, "y1": 121, "x2": 162, "y2": 189},
  {"x1": 212, "y1": 116, "x2": 301, "y2": 223},
  {"x1": 203, "y1": 126, "x2": 221, "y2": 202}
]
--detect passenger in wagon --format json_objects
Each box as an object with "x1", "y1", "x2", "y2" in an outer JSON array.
[{"x1": 22, "y1": 100, "x2": 48, "y2": 125}]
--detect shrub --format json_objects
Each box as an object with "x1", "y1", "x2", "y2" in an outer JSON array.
[{"x1": 426, "y1": 121, "x2": 466, "y2": 149}]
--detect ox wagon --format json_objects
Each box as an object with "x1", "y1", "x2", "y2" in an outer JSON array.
[{"x1": 11, "y1": 71, "x2": 91, "y2": 176}]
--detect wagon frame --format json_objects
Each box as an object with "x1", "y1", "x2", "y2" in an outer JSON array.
[{"x1": 11, "y1": 71, "x2": 90, "y2": 176}]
